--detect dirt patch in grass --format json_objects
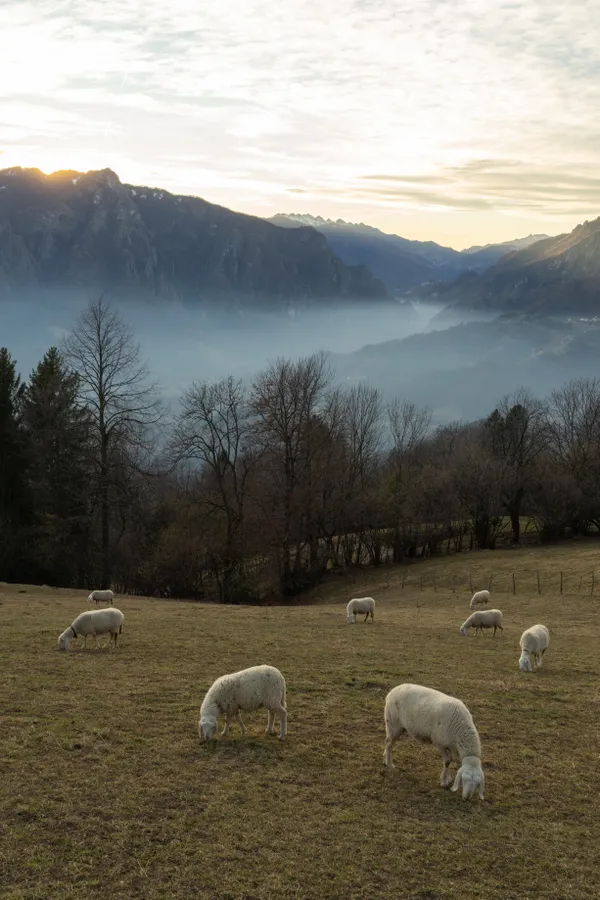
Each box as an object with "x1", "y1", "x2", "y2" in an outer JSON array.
[{"x1": 1, "y1": 549, "x2": 600, "y2": 899}]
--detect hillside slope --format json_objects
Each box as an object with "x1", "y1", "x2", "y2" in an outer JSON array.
[{"x1": 437, "y1": 217, "x2": 600, "y2": 315}]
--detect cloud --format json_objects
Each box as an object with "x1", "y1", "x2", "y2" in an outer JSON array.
[{"x1": 1, "y1": 0, "x2": 600, "y2": 245}]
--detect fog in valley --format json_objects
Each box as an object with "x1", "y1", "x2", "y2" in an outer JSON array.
[{"x1": 2, "y1": 290, "x2": 598, "y2": 423}]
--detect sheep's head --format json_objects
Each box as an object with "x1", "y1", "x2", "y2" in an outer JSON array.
[
  {"x1": 347, "y1": 613, "x2": 356, "y2": 624},
  {"x1": 459, "y1": 625, "x2": 469, "y2": 636},
  {"x1": 519, "y1": 651, "x2": 533, "y2": 672},
  {"x1": 57, "y1": 628, "x2": 74, "y2": 651},
  {"x1": 451, "y1": 757, "x2": 484, "y2": 800},
  {"x1": 199, "y1": 714, "x2": 218, "y2": 742}
]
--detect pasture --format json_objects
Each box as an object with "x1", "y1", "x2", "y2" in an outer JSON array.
[{"x1": 1, "y1": 543, "x2": 600, "y2": 900}]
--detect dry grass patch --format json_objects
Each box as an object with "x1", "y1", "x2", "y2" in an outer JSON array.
[{"x1": 1, "y1": 555, "x2": 599, "y2": 899}]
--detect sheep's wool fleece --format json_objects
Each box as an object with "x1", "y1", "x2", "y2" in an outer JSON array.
[
  {"x1": 201, "y1": 665, "x2": 286, "y2": 716},
  {"x1": 385, "y1": 684, "x2": 481, "y2": 759},
  {"x1": 347, "y1": 597, "x2": 375, "y2": 614},
  {"x1": 520, "y1": 624, "x2": 549, "y2": 652},
  {"x1": 72, "y1": 608, "x2": 124, "y2": 634}
]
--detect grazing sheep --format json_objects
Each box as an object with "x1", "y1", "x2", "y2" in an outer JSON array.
[
  {"x1": 88, "y1": 589, "x2": 114, "y2": 607},
  {"x1": 460, "y1": 609, "x2": 503, "y2": 637},
  {"x1": 383, "y1": 683, "x2": 485, "y2": 800},
  {"x1": 469, "y1": 589, "x2": 490, "y2": 610},
  {"x1": 58, "y1": 608, "x2": 124, "y2": 651},
  {"x1": 346, "y1": 597, "x2": 375, "y2": 624},
  {"x1": 519, "y1": 624, "x2": 550, "y2": 672},
  {"x1": 199, "y1": 664, "x2": 287, "y2": 742}
]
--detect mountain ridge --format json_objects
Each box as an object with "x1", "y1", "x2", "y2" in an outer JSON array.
[
  {"x1": 0, "y1": 167, "x2": 388, "y2": 307},
  {"x1": 433, "y1": 216, "x2": 600, "y2": 316},
  {"x1": 267, "y1": 213, "x2": 550, "y2": 291}
]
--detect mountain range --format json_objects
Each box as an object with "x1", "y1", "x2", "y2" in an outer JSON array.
[
  {"x1": 268, "y1": 213, "x2": 548, "y2": 292},
  {"x1": 428, "y1": 217, "x2": 600, "y2": 317},
  {"x1": 2, "y1": 164, "x2": 599, "y2": 326},
  {"x1": 0, "y1": 167, "x2": 387, "y2": 307}
]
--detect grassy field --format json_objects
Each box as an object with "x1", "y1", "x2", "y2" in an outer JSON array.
[{"x1": 1, "y1": 541, "x2": 600, "y2": 900}]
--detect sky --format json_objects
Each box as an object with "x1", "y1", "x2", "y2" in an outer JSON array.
[{"x1": 1, "y1": 0, "x2": 600, "y2": 249}]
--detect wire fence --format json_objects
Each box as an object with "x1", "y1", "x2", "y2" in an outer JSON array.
[{"x1": 381, "y1": 568, "x2": 599, "y2": 596}]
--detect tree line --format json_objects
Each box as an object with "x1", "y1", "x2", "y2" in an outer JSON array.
[{"x1": 1, "y1": 296, "x2": 599, "y2": 602}]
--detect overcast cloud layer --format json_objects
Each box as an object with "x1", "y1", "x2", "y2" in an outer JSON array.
[{"x1": 1, "y1": 0, "x2": 599, "y2": 247}]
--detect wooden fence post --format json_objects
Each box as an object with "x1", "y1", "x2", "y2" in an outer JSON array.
[
  {"x1": 512, "y1": 573, "x2": 516, "y2": 595},
  {"x1": 560, "y1": 571, "x2": 563, "y2": 594}
]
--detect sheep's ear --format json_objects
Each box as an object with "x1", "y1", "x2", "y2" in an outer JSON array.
[{"x1": 451, "y1": 768, "x2": 462, "y2": 792}]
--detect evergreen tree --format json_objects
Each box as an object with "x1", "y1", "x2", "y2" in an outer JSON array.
[
  {"x1": 0, "y1": 348, "x2": 28, "y2": 579},
  {"x1": 22, "y1": 347, "x2": 92, "y2": 585}
]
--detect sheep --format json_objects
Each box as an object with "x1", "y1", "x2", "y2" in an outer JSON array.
[
  {"x1": 460, "y1": 609, "x2": 503, "y2": 637},
  {"x1": 199, "y1": 664, "x2": 287, "y2": 742},
  {"x1": 58, "y1": 608, "x2": 124, "y2": 651},
  {"x1": 519, "y1": 624, "x2": 550, "y2": 672},
  {"x1": 88, "y1": 589, "x2": 114, "y2": 607},
  {"x1": 469, "y1": 589, "x2": 490, "y2": 610},
  {"x1": 383, "y1": 683, "x2": 485, "y2": 800},
  {"x1": 346, "y1": 597, "x2": 375, "y2": 624}
]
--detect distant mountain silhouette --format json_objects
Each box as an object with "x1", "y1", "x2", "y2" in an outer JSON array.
[
  {"x1": 0, "y1": 168, "x2": 387, "y2": 307},
  {"x1": 268, "y1": 213, "x2": 549, "y2": 292},
  {"x1": 432, "y1": 218, "x2": 600, "y2": 316}
]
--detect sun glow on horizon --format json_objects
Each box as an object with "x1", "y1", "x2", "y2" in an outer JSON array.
[{"x1": 2, "y1": 0, "x2": 599, "y2": 249}]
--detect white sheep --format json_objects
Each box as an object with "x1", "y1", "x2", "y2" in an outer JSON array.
[
  {"x1": 58, "y1": 608, "x2": 124, "y2": 651},
  {"x1": 460, "y1": 609, "x2": 503, "y2": 637},
  {"x1": 519, "y1": 624, "x2": 550, "y2": 672},
  {"x1": 469, "y1": 589, "x2": 490, "y2": 610},
  {"x1": 199, "y1": 664, "x2": 287, "y2": 742},
  {"x1": 88, "y1": 589, "x2": 114, "y2": 606},
  {"x1": 383, "y1": 683, "x2": 485, "y2": 800},
  {"x1": 346, "y1": 597, "x2": 375, "y2": 624}
]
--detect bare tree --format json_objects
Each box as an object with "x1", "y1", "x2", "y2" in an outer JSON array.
[
  {"x1": 250, "y1": 352, "x2": 333, "y2": 593},
  {"x1": 170, "y1": 376, "x2": 256, "y2": 601},
  {"x1": 547, "y1": 378, "x2": 600, "y2": 530},
  {"x1": 484, "y1": 388, "x2": 548, "y2": 542},
  {"x1": 452, "y1": 438, "x2": 503, "y2": 550},
  {"x1": 386, "y1": 399, "x2": 432, "y2": 562},
  {"x1": 62, "y1": 296, "x2": 161, "y2": 588}
]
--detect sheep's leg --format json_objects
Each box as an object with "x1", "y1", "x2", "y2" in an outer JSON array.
[
  {"x1": 440, "y1": 747, "x2": 453, "y2": 787},
  {"x1": 538, "y1": 649, "x2": 545, "y2": 668},
  {"x1": 275, "y1": 703, "x2": 287, "y2": 740},
  {"x1": 364, "y1": 612, "x2": 369, "y2": 622},
  {"x1": 383, "y1": 725, "x2": 403, "y2": 768},
  {"x1": 265, "y1": 709, "x2": 275, "y2": 734},
  {"x1": 221, "y1": 716, "x2": 232, "y2": 737},
  {"x1": 81, "y1": 635, "x2": 87, "y2": 650},
  {"x1": 236, "y1": 711, "x2": 246, "y2": 734}
]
